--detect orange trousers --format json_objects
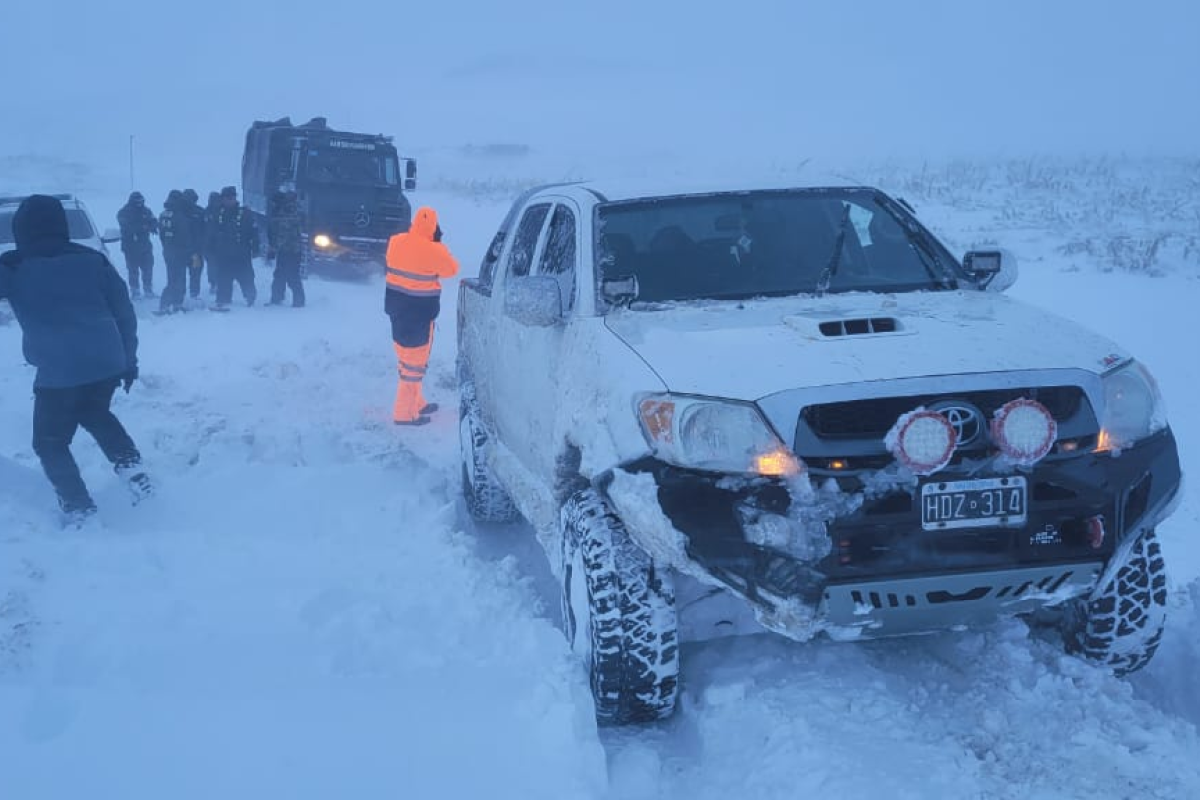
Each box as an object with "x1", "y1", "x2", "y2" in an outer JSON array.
[{"x1": 393, "y1": 322, "x2": 435, "y2": 422}]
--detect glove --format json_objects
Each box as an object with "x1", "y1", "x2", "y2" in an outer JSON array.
[{"x1": 122, "y1": 367, "x2": 138, "y2": 393}]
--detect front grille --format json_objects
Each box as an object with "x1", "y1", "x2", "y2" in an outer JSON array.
[{"x1": 803, "y1": 386, "x2": 1085, "y2": 440}]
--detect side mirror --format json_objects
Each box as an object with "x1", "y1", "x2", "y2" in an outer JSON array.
[
  {"x1": 406, "y1": 160, "x2": 417, "y2": 179},
  {"x1": 964, "y1": 248, "x2": 1018, "y2": 292},
  {"x1": 404, "y1": 178, "x2": 416, "y2": 192},
  {"x1": 504, "y1": 275, "x2": 563, "y2": 327},
  {"x1": 601, "y1": 275, "x2": 640, "y2": 307},
  {"x1": 101, "y1": 227, "x2": 121, "y2": 244}
]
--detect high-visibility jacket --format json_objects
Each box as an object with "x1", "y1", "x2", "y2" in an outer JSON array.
[{"x1": 385, "y1": 206, "x2": 459, "y2": 298}]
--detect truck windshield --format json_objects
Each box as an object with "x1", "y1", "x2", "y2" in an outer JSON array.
[
  {"x1": 307, "y1": 150, "x2": 398, "y2": 186},
  {"x1": 595, "y1": 189, "x2": 962, "y2": 303}
]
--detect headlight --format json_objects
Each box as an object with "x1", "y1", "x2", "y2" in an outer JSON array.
[
  {"x1": 1098, "y1": 360, "x2": 1167, "y2": 451},
  {"x1": 313, "y1": 234, "x2": 333, "y2": 249},
  {"x1": 638, "y1": 394, "x2": 803, "y2": 476}
]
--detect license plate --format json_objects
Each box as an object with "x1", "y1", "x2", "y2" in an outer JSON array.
[{"x1": 920, "y1": 477, "x2": 1027, "y2": 530}]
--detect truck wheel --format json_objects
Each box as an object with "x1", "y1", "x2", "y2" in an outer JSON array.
[
  {"x1": 459, "y1": 382, "x2": 519, "y2": 524},
  {"x1": 1066, "y1": 527, "x2": 1168, "y2": 676},
  {"x1": 560, "y1": 489, "x2": 679, "y2": 726}
]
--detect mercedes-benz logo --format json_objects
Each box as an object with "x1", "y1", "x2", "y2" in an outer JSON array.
[
  {"x1": 354, "y1": 209, "x2": 371, "y2": 228},
  {"x1": 930, "y1": 401, "x2": 985, "y2": 447}
]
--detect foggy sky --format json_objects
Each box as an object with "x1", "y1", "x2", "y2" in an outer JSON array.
[{"x1": 3, "y1": 0, "x2": 1198, "y2": 177}]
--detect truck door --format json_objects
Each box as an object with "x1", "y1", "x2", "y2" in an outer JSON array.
[
  {"x1": 491, "y1": 201, "x2": 553, "y2": 455},
  {"x1": 505, "y1": 200, "x2": 580, "y2": 477},
  {"x1": 493, "y1": 198, "x2": 583, "y2": 477}
]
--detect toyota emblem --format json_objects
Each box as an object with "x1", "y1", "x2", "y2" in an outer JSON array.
[
  {"x1": 929, "y1": 401, "x2": 985, "y2": 448},
  {"x1": 354, "y1": 209, "x2": 371, "y2": 228}
]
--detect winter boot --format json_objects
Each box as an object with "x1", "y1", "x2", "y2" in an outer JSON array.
[
  {"x1": 62, "y1": 504, "x2": 99, "y2": 530},
  {"x1": 117, "y1": 464, "x2": 154, "y2": 506}
]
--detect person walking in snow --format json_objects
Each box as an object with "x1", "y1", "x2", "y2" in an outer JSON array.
[
  {"x1": 266, "y1": 190, "x2": 306, "y2": 308},
  {"x1": 181, "y1": 189, "x2": 207, "y2": 302},
  {"x1": 384, "y1": 206, "x2": 458, "y2": 426},
  {"x1": 207, "y1": 186, "x2": 259, "y2": 310},
  {"x1": 0, "y1": 195, "x2": 152, "y2": 526},
  {"x1": 117, "y1": 190, "x2": 158, "y2": 298},
  {"x1": 156, "y1": 190, "x2": 195, "y2": 315},
  {"x1": 203, "y1": 190, "x2": 221, "y2": 295}
]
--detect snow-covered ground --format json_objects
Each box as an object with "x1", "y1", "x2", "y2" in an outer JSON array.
[{"x1": 2, "y1": 160, "x2": 1200, "y2": 798}]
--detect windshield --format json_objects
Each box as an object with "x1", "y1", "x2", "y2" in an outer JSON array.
[
  {"x1": 595, "y1": 189, "x2": 962, "y2": 303},
  {"x1": 0, "y1": 208, "x2": 96, "y2": 244},
  {"x1": 307, "y1": 149, "x2": 398, "y2": 186}
]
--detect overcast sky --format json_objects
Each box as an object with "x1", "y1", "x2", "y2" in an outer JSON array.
[{"x1": 3, "y1": 0, "x2": 1197, "y2": 175}]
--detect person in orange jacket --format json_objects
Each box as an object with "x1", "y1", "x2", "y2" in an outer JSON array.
[{"x1": 385, "y1": 206, "x2": 459, "y2": 426}]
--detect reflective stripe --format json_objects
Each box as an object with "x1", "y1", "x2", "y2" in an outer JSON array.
[
  {"x1": 399, "y1": 375, "x2": 423, "y2": 383},
  {"x1": 387, "y1": 266, "x2": 439, "y2": 283},
  {"x1": 398, "y1": 362, "x2": 427, "y2": 374}
]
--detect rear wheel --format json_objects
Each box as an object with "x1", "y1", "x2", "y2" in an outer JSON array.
[
  {"x1": 1065, "y1": 527, "x2": 1168, "y2": 675},
  {"x1": 459, "y1": 381, "x2": 519, "y2": 524},
  {"x1": 560, "y1": 489, "x2": 679, "y2": 726}
]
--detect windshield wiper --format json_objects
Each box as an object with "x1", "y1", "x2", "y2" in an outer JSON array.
[
  {"x1": 815, "y1": 204, "x2": 852, "y2": 296},
  {"x1": 875, "y1": 193, "x2": 957, "y2": 289}
]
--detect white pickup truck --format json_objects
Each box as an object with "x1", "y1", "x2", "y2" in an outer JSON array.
[{"x1": 456, "y1": 181, "x2": 1183, "y2": 726}]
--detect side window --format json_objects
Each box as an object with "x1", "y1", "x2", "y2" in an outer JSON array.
[
  {"x1": 478, "y1": 229, "x2": 505, "y2": 291},
  {"x1": 506, "y1": 204, "x2": 551, "y2": 279},
  {"x1": 537, "y1": 204, "x2": 577, "y2": 311}
]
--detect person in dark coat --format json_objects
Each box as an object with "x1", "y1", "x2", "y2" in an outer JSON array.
[
  {"x1": 116, "y1": 190, "x2": 158, "y2": 298},
  {"x1": 208, "y1": 186, "x2": 258, "y2": 310},
  {"x1": 181, "y1": 189, "x2": 207, "y2": 301},
  {"x1": 0, "y1": 195, "x2": 152, "y2": 525},
  {"x1": 156, "y1": 190, "x2": 194, "y2": 315},
  {"x1": 266, "y1": 190, "x2": 305, "y2": 307},
  {"x1": 204, "y1": 191, "x2": 221, "y2": 295}
]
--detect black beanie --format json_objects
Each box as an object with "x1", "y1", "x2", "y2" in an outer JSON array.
[{"x1": 13, "y1": 195, "x2": 70, "y2": 255}]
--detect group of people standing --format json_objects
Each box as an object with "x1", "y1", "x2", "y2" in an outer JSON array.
[
  {"x1": 116, "y1": 186, "x2": 305, "y2": 314},
  {"x1": 1, "y1": 190, "x2": 455, "y2": 526}
]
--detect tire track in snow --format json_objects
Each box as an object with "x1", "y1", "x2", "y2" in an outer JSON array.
[
  {"x1": 0, "y1": 280, "x2": 610, "y2": 799},
  {"x1": 599, "y1": 615, "x2": 1200, "y2": 799}
]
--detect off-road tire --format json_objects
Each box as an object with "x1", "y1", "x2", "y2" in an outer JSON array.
[
  {"x1": 459, "y1": 381, "x2": 519, "y2": 524},
  {"x1": 560, "y1": 489, "x2": 679, "y2": 726},
  {"x1": 1068, "y1": 527, "x2": 1168, "y2": 676}
]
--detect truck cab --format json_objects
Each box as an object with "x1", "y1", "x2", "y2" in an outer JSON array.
[{"x1": 241, "y1": 116, "x2": 417, "y2": 277}]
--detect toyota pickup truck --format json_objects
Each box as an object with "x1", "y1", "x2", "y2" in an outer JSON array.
[{"x1": 456, "y1": 181, "x2": 1182, "y2": 726}]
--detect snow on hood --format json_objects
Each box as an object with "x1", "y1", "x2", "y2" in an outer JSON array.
[{"x1": 604, "y1": 290, "x2": 1128, "y2": 400}]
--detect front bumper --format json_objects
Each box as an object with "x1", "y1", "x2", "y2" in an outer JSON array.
[{"x1": 605, "y1": 428, "x2": 1181, "y2": 640}]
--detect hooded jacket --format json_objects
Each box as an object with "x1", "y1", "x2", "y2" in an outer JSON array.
[
  {"x1": 0, "y1": 195, "x2": 138, "y2": 388},
  {"x1": 118, "y1": 192, "x2": 157, "y2": 255},
  {"x1": 384, "y1": 207, "x2": 459, "y2": 300}
]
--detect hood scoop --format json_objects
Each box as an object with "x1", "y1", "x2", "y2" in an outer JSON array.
[{"x1": 815, "y1": 316, "x2": 903, "y2": 337}]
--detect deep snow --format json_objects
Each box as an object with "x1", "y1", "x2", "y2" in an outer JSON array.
[{"x1": 2, "y1": 165, "x2": 1200, "y2": 798}]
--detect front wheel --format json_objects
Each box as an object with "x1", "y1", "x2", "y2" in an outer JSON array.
[
  {"x1": 1065, "y1": 526, "x2": 1168, "y2": 675},
  {"x1": 560, "y1": 489, "x2": 679, "y2": 726}
]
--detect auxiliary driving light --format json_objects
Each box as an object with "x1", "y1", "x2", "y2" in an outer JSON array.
[
  {"x1": 991, "y1": 399, "x2": 1056, "y2": 466},
  {"x1": 890, "y1": 410, "x2": 957, "y2": 476},
  {"x1": 313, "y1": 234, "x2": 333, "y2": 249}
]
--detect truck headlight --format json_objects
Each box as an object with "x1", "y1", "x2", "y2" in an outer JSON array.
[
  {"x1": 1098, "y1": 360, "x2": 1167, "y2": 451},
  {"x1": 638, "y1": 395, "x2": 803, "y2": 477},
  {"x1": 313, "y1": 234, "x2": 333, "y2": 249}
]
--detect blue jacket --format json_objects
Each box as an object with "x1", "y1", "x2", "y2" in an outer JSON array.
[{"x1": 0, "y1": 195, "x2": 138, "y2": 388}]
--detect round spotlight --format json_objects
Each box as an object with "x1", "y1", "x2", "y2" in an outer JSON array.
[
  {"x1": 991, "y1": 399, "x2": 1056, "y2": 466},
  {"x1": 889, "y1": 410, "x2": 957, "y2": 475}
]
